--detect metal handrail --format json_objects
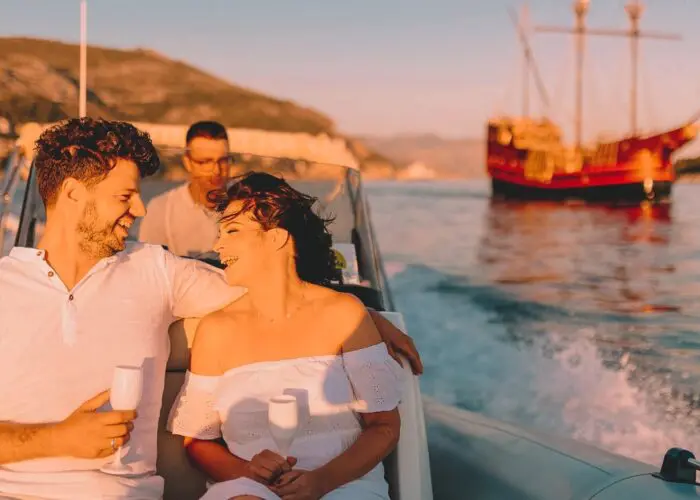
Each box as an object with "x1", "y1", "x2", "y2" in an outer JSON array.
[
  {"x1": 0, "y1": 148, "x2": 23, "y2": 254},
  {"x1": 14, "y1": 160, "x2": 40, "y2": 248}
]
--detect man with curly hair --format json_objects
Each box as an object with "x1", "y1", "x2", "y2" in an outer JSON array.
[
  {"x1": 0, "y1": 117, "x2": 248, "y2": 499},
  {"x1": 0, "y1": 118, "x2": 422, "y2": 499}
]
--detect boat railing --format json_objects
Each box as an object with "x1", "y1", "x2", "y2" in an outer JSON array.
[{"x1": 0, "y1": 146, "x2": 23, "y2": 255}]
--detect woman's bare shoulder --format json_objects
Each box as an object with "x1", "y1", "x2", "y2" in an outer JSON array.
[
  {"x1": 306, "y1": 284, "x2": 365, "y2": 311},
  {"x1": 305, "y1": 285, "x2": 378, "y2": 350},
  {"x1": 190, "y1": 307, "x2": 248, "y2": 375}
]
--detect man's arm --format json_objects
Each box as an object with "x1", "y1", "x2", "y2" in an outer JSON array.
[
  {"x1": 367, "y1": 309, "x2": 423, "y2": 375},
  {"x1": 161, "y1": 249, "x2": 246, "y2": 319},
  {"x1": 0, "y1": 422, "x2": 58, "y2": 464},
  {"x1": 0, "y1": 391, "x2": 136, "y2": 465}
]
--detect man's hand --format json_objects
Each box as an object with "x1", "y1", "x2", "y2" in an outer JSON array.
[
  {"x1": 243, "y1": 449, "x2": 297, "y2": 484},
  {"x1": 368, "y1": 310, "x2": 423, "y2": 375},
  {"x1": 54, "y1": 390, "x2": 137, "y2": 459},
  {"x1": 271, "y1": 470, "x2": 326, "y2": 499}
]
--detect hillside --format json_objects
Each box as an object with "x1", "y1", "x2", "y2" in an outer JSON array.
[
  {"x1": 358, "y1": 134, "x2": 485, "y2": 179},
  {"x1": 0, "y1": 37, "x2": 334, "y2": 135}
]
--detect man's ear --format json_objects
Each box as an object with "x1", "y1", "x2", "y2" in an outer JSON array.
[
  {"x1": 59, "y1": 177, "x2": 88, "y2": 205},
  {"x1": 183, "y1": 154, "x2": 193, "y2": 174}
]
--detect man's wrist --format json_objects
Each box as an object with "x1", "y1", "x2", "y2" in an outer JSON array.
[
  {"x1": 42, "y1": 422, "x2": 67, "y2": 458},
  {"x1": 10, "y1": 422, "x2": 64, "y2": 460}
]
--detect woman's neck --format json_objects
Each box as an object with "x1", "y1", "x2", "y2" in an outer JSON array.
[{"x1": 245, "y1": 258, "x2": 307, "y2": 322}]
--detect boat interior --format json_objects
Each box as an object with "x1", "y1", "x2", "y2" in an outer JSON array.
[
  {"x1": 2, "y1": 135, "x2": 700, "y2": 499},
  {"x1": 1, "y1": 145, "x2": 434, "y2": 500}
]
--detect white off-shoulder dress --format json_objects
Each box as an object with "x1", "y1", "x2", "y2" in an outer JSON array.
[{"x1": 167, "y1": 343, "x2": 402, "y2": 499}]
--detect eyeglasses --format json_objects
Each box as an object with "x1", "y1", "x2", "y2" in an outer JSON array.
[{"x1": 186, "y1": 153, "x2": 231, "y2": 173}]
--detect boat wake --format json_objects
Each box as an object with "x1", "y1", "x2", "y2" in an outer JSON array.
[
  {"x1": 486, "y1": 327, "x2": 700, "y2": 465},
  {"x1": 387, "y1": 260, "x2": 700, "y2": 466}
]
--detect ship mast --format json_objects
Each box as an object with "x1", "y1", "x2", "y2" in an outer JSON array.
[
  {"x1": 508, "y1": 5, "x2": 550, "y2": 119},
  {"x1": 520, "y1": 4, "x2": 530, "y2": 117},
  {"x1": 535, "y1": 0, "x2": 590, "y2": 151},
  {"x1": 623, "y1": 1, "x2": 680, "y2": 135},
  {"x1": 535, "y1": 0, "x2": 680, "y2": 150}
]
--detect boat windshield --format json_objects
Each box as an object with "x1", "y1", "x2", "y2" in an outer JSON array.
[
  {"x1": 7, "y1": 147, "x2": 393, "y2": 311},
  {"x1": 0, "y1": 149, "x2": 30, "y2": 257}
]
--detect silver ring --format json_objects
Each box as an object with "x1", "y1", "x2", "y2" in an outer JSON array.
[{"x1": 111, "y1": 438, "x2": 116, "y2": 451}]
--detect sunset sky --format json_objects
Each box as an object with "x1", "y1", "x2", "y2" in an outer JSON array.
[{"x1": 3, "y1": 0, "x2": 699, "y2": 153}]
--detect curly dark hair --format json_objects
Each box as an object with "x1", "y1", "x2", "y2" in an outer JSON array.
[
  {"x1": 214, "y1": 172, "x2": 341, "y2": 286},
  {"x1": 34, "y1": 118, "x2": 160, "y2": 206}
]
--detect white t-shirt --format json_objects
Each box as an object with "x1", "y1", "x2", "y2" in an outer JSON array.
[
  {"x1": 0, "y1": 243, "x2": 245, "y2": 499},
  {"x1": 138, "y1": 184, "x2": 219, "y2": 257}
]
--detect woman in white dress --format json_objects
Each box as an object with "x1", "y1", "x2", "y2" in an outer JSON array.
[{"x1": 168, "y1": 172, "x2": 402, "y2": 499}]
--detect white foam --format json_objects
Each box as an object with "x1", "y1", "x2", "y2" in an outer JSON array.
[{"x1": 480, "y1": 328, "x2": 700, "y2": 465}]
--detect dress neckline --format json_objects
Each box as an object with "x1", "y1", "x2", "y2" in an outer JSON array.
[{"x1": 219, "y1": 343, "x2": 388, "y2": 378}]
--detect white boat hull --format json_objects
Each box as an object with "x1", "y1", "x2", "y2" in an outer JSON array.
[{"x1": 424, "y1": 397, "x2": 699, "y2": 499}]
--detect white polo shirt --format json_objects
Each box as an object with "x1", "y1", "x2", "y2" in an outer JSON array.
[
  {"x1": 0, "y1": 243, "x2": 245, "y2": 499},
  {"x1": 138, "y1": 184, "x2": 219, "y2": 258}
]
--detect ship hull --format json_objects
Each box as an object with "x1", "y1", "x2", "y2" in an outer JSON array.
[
  {"x1": 486, "y1": 121, "x2": 696, "y2": 203},
  {"x1": 491, "y1": 177, "x2": 672, "y2": 202}
]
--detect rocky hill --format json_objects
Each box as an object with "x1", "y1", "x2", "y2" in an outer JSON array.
[
  {"x1": 0, "y1": 37, "x2": 335, "y2": 135},
  {"x1": 1, "y1": 37, "x2": 492, "y2": 179},
  {"x1": 358, "y1": 133, "x2": 485, "y2": 179}
]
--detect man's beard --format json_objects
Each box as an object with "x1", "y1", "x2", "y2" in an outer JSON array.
[{"x1": 76, "y1": 201, "x2": 125, "y2": 258}]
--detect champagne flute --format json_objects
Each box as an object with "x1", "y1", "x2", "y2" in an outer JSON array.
[
  {"x1": 268, "y1": 395, "x2": 298, "y2": 458},
  {"x1": 100, "y1": 365, "x2": 143, "y2": 475}
]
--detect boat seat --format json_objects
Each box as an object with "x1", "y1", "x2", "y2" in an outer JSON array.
[{"x1": 157, "y1": 312, "x2": 431, "y2": 500}]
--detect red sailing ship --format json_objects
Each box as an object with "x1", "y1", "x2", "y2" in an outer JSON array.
[{"x1": 487, "y1": 0, "x2": 698, "y2": 202}]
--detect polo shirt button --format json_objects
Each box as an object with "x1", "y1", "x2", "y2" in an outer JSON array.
[
  {"x1": 48, "y1": 271, "x2": 54, "y2": 277},
  {"x1": 36, "y1": 251, "x2": 41, "y2": 256},
  {"x1": 68, "y1": 294, "x2": 74, "y2": 301}
]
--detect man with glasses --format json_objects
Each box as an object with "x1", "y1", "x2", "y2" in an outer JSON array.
[{"x1": 138, "y1": 121, "x2": 231, "y2": 256}]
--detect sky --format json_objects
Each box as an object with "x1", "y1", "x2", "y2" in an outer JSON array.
[{"x1": 2, "y1": 0, "x2": 700, "y2": 152}]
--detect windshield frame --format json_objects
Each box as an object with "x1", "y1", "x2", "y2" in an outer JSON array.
[{"x1": 1, "y1": 148, "x2": 25, "y2": 254}]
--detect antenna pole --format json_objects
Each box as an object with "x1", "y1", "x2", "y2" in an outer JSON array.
[{"x1": 79, "y1": 0, "x2": 87, "y2": 118}]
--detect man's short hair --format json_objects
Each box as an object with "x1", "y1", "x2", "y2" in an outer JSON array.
[
  {"x1": 34, "y1": 118, "x2": 160, "y2": 207},
  {"x1": 186, "y1": 121, "x2": 228, "y2": 145}
]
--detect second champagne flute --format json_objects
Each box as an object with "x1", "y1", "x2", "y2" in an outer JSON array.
[
  {"x1": 100, "y1": 365, "x2": 143, "y2": 475},
  {"x1": 268, "y1": 395, "x2": 298, "y2": 458}
]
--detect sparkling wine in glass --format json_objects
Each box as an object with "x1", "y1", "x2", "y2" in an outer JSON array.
[
  {"x1": 100, "y1": 365, "x2": 143, "y2": 475},
  {"x1": 268, "y1": 395, "x2": 298, "y2": 457}
]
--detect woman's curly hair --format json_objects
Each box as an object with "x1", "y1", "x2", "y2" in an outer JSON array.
[
  {"x1": 34, "y1": 117, "x2": 160, "y2": 206},
  {"x1": 214, "y1": 172, "x2": 342, "y2": 286}
]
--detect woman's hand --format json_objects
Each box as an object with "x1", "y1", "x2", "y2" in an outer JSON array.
[
  {"x1": 243, "y1": 449, "x2": 297, "y2": 484},
  {"x1": 271, "y1": 470, "x2": 327, "y2": 499}
]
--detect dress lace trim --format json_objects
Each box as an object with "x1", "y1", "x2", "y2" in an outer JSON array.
[{"x1": 167, "y1": 371, "x2": 222, "y2": 439}]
